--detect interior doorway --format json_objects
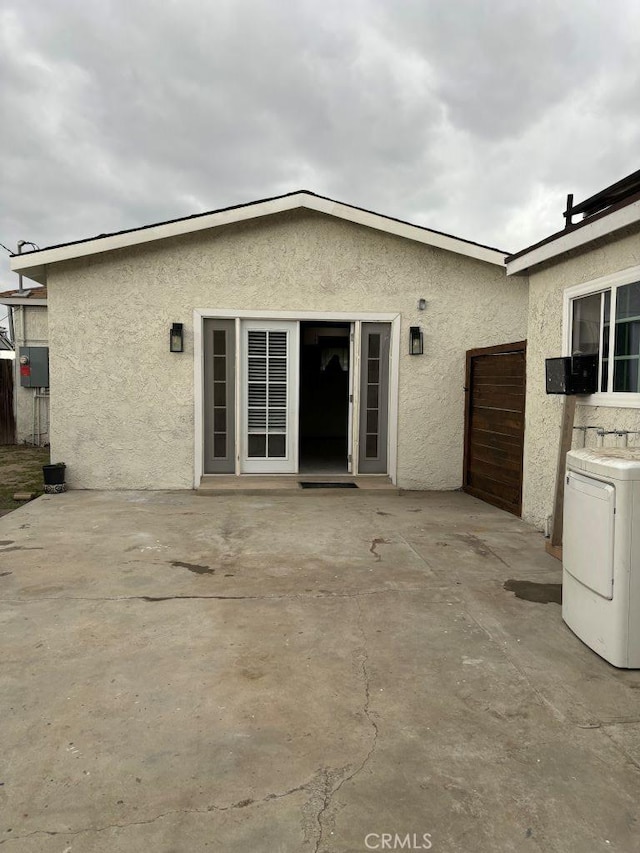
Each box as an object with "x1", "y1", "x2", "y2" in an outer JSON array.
[{"x1": 299, "y1": 321, "x2": 351, "y2": 474}]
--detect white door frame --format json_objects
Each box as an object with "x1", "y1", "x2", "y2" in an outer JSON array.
[
  {"x1": 194, "y1": 309, "x2": 400, "y2": 486},
  {"x1": 346, "y1": 322, "x2": 356, "y2": 474}
]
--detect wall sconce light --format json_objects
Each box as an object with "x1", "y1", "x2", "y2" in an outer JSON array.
[
  {"x1": 417, "y1": 298, "x2": 427, "y2": 311},
  {"x1": 170, "y1": 323, "x2": 184, "y2": 353},
  {"x1": 409, "y1": 326, "x2": 423, "y2": 355}
]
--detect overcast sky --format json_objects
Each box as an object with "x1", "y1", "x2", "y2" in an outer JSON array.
[{"x1": 2, "y1": 0, "x2": 640, "y2": 325}]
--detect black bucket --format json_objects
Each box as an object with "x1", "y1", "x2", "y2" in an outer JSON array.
[{"x1": 43, "y1": 463, "x2": 66, "y2": 487}]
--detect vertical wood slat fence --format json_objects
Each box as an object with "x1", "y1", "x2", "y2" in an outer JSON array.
[{"x1": 0, "y1": 360, "x2": 16, "y2": 445}]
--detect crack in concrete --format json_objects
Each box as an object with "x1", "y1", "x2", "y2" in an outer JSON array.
[
  {"x1": 313, "y1": 597, "x2": 379, "y2": 852},
  {"x1": 599, "y1": 726, "x2": 640, "y2": 773},
  {"x1": 1, "y1": 588, "x2": 421, "y2": 605},
  {"x1": 463, "y1": 602, "x2": 568, "y2": 724},
  {"x1": 0, "y1": 780, "x2": 314, "y2": 845}
]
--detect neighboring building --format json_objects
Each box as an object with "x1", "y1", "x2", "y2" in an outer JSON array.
[
  {"x1": 506, "y1": 169, "x2": 640, "y2": 530},
  {"x1": 9, "y1": 191, "x2": 528, "y2": 491},
  {"x1": 0, "y1": 325, "x2": 13, "y2": 358},
  {"x1": 0, "y1": 287, "x2": 49, "y2": 445}
]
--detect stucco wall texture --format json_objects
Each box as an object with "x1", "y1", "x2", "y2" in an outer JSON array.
[
  {"x1": 522, "y1": 225, "x2": 640, "y2": 530},
  {"x1": 13, "y1": 304, "x2": 49, "y2": 444},
  {"x1": 46, "y1": 209, "x2": 528, "y2": 490}
]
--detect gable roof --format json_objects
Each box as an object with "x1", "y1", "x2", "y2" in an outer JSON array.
[
  {"x1": 10, "y1": 190, "x2": 507, "y2": 285},
  {"x1": 506, "y1": 169, "x2": 640, "y2": 275}
]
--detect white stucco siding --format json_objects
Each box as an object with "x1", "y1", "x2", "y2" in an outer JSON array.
[
  {"x1": 522, "y1": 224, "x2": 640, "y2": 530},
  {"x1": 46, "y1": 210, "x2": 527, "y2": 490},
  {"x1": 12, "y1": 305, "x2": 49, "y2": 444}
]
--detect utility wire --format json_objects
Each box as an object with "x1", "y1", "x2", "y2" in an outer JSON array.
[{"x1": 0, "y1": 242, "x2": 13, "y2": 254}]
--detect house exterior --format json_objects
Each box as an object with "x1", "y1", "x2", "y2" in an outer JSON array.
[
  {"x1": 506, "y1": 169, "x2": 640, "y2": 531},
  {"x1": 9, "y1": 191, "x2": 528, "y2": 491},
  {"x1": 0, "y1": 287, "x2": 49, "y2": 445}
]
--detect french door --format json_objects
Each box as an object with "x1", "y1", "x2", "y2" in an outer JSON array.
[
  {"x1": 203, "y1": 316, "x2": 392, "y2": 477},
  {"x1": 241, "y1": 320, "x2": 299, "y2": 473}
]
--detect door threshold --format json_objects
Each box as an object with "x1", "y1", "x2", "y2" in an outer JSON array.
[{"x1": 197, "y1": 474, "x2": 399, "y2": 495}]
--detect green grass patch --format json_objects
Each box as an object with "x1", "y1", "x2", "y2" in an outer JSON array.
[{"x1": 0, "y1": 445, "x2": 51, "y2": 513}]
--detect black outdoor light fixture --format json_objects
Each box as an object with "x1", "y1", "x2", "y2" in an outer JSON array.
[
  {"x1": 409, "y1": 326, "x2": 423, "y2": 355},
  {"x1": 170, "y1": 323, "x2": 184, "y2": 353}
]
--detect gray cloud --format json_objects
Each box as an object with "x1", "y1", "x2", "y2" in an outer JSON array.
[{"x1": 1, "y1": 0, "x2": 640, "y2": 322}]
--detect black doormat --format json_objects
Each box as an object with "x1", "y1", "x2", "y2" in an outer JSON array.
[{"x1": 299, "y1": 482, "x2": 358, "y2": 489}]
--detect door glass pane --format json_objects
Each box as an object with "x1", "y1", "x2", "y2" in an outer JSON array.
[
  {"x1": 248, "y1": 434, "x2": 266, "y2": 457},
  {"x1": 268, "y1": 434, "x2": 286, "y2": 457},
  {"x1": 248, "y1": 409, "x2": 266, "y2": 430},
  {"x1": 213, "y1": 382, "x2": 226, "y2": 406},
  {"x1": 213, "y1": 356, "x2": 226, "y2": 381},
  {"x1": 213, "y1": 330, "x2": 226, "y2": 354},
  {"x1": 269, "y1": 384, "x2": 286, "y2": 406},
  {"x1": 248, "y1": 358, "x2": 266, "y2": 381},
  {"x1": 269, "y1": 359, "x2": 286, "y2": 382},
  {"x1": 213, "y1": 409, "x2": 226, "y2": 432},
  {"x1": 248, "y1": 384, "x2": 266, "y2": 407},
  {"x1": 367, "y1": 359, "x2": 380, "y2": 383},
  {"x1": 213, "y1": 434, "x2": 226, "y2": 458}
]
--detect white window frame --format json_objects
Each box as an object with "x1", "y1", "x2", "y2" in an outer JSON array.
[{"x1": 563, "y1": 264, "x2": 640, "y2": 408}]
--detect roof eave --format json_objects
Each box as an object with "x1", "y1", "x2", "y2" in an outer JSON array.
[
  {"x1": 10, "y1": 192, "x2": 507, "y2": 285},
  {"x1": 0, "y1": 296, "x2": 48, "y2": 306}
]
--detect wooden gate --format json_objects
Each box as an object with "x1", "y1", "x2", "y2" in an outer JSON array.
[
  {"x1": 463, "y1": 341, "x2": 526, "y2": 516},
  {"x1": 0, "y1": 360, "x2": 16, "y2": 444}
]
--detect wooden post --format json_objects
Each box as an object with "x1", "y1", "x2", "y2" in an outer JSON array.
[{"x1": 550, "y1": 395, "x2": 577, "y2": 550}]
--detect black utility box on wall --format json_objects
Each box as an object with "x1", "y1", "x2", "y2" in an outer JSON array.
[{"x1": 545, "y1": 354, "x2": 598, "y2": 395}]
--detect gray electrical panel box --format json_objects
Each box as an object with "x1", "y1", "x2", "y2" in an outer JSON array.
[{"x1": 19, "y1": 346, "x2": 49, "y2": 388}]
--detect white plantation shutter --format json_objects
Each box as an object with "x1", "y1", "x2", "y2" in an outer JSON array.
[{"x1": 247, "y1": 329, "x2": 289, "y2": 459}]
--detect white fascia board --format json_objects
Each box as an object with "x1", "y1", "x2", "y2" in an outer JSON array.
[
  {"x1": 11, "y1": 193, "x2": 506, "y2": 284},
  {"x1": 302, "y1": 195, "x2": 506, "y2": 266},
  {"x1": 0, "y1": 297, "x2": 47, "y2": 306},
  {"x1": 9, "y1": 195, "x2": 303, "y2": 280},
  {"x1": 506, "y1": 199, "x2": 640, "y2": 276}
]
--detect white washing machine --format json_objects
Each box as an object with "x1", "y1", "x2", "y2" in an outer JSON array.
[{"x1": 563, "y1": 447, "x2": 640, "y2": 668}]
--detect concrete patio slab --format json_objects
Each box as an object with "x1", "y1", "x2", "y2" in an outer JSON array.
[{"x1": 0, "y1": 490, "x2": 639, "y2": 852}]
